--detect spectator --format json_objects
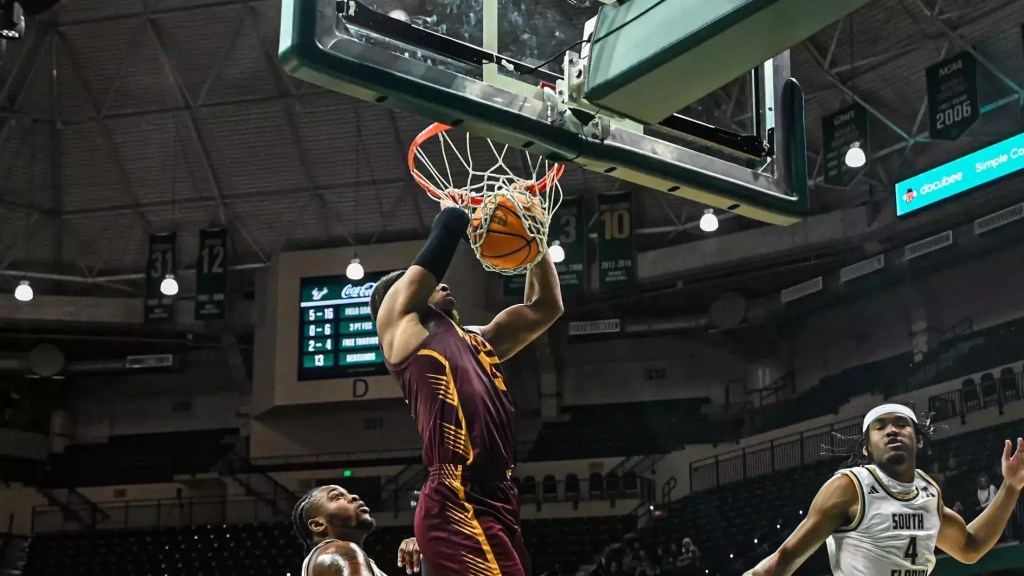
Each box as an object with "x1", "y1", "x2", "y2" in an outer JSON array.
[
  {"x1": 676, "y1": 538, "x2": 700, "y2": 574},
  {"x1": 946, "y1": 453, "x2": 961, "y2": 478},
  {"x1": 592, "y1": 549, "x2": 615, "y2": 576},
  {"x1": 927, "y1": 461, "x2": 946, "y2": 491},
  {"x1": 623, "y1": 548, "x2": 640, "y2": 575},
  {"x1": 658, "y1": 545, "x2": 675, "y2": 572},
  {"x1": 977, "y1": 473, "x2": 998, "y2": 515}
]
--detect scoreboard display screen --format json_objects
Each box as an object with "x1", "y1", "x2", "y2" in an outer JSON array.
[{"x1": 298, "y1": 272, "x2": 394, "y2": 381}]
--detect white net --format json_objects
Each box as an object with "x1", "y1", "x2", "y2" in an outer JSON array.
[{"x1": 409, "y1": 123, "x2": 564, "y2": 275}]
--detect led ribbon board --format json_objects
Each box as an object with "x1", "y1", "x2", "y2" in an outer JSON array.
[
  {"x1": 895, "y1": 132, "x2": 1024, "y2": 216},
  {"x1": 298, "y1": 272, "x2": 394, "y2": 381}
]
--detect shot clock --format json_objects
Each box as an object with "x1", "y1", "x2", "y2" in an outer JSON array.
[{"x1": 298, "y1": 271, "x2": 394, "y2": 381}]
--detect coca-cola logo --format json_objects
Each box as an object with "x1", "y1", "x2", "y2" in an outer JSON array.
[{"x1": 341, "y1": 282, "x2": 377, "y2": 300}]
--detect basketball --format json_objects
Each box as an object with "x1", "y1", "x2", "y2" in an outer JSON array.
[{"x1": 470, "y1": 192, "x2": 544, "y2": 271}]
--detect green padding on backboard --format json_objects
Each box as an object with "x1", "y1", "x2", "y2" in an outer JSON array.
[{"x1": 586, "y1": 0, "x2": 867, "y2": 123}]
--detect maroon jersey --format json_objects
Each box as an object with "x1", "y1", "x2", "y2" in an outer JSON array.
[{"x1": 385, "y1": 306, "x2": 516, "y2": 470}]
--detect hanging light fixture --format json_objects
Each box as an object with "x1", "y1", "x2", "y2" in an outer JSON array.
[
  {"x1": 346, "y1": 258, "x2": 365, "y2": 280},
  {"x1": 548, "y1": 241, "x2": 565, "y2": 263},
  {"x1": 14, "y1": 280, "x2": 33, "y2": 302},
  {"x1": 0, "y1": 1, "x2": 24, "y2": 40},
  {"x1": 160, "y1": 274, "x2": 179, "y2": 296},
  {"x1": 699, "y1": 209, "x2": 719, "y2": 232},
  {"x1": 845, "y1": 141, "x2": 866, "y2": 168}
]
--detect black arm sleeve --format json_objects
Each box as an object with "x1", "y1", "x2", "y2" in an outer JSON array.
[{"x1": 413, "y1": 207, "x2": 470, "y2": 281}]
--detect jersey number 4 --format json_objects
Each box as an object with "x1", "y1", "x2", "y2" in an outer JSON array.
[{"x1": 904, "y1": 537, "x2": 919, "y2": 565}]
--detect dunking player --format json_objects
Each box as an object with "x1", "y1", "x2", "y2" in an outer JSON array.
[
  {"x1": 371, "y1": 194, "x2": 564, "y2": 576},
  {"x1": 292, "y1": 484, "x2": 422, "y2": 576},
  {"x1": 745, "y1": 403, "x2": 1024, "y2": 576}
]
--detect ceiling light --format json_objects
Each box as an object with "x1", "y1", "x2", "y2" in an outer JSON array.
[
  {"x1": 548, "y1": 241, "x2": 565, "y2": 263},
  {"x1": 845, "y1": 141, "x2": 866, "y2": 168},
  {"x1": 14, "y1": 280, "x2": 32, "y2": 302},
  {"x1": 346, "y1": 258, "x2": 365, "y2": 280},
  {"x1": 0, "y1": 2, "x2": 24, "y2": 40},
  {"x1": 699, "y1": 209, "x2": 719, "y2": 232},
  {"x1": 160, "y1": 274, "x2": 179, "y2": 296}
]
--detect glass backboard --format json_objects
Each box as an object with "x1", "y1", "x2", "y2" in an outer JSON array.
[{"x1": 276, "y1": 0, "x2": 863, "y2": 224}]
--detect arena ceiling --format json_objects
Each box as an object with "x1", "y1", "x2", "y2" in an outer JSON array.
[{"x1": 0, "y1": 0, "x2": 1022, "y2": 304}]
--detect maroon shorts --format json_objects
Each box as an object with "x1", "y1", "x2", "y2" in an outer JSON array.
[{"x1": 415, "y1": 464, "x2": 530, "y2": 576}]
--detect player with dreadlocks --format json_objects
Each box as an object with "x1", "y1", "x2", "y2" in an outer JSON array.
[
  {"x1": 745, "y1": 403, "x2": 1024, "y2": 576},
  {"x1": 292, "y1": 484, "x2": 422, "y2": 576}
]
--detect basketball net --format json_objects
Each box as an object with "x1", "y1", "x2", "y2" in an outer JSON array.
[{"x1": 409, "y1": 122, "x2": 564, "y2": 276}]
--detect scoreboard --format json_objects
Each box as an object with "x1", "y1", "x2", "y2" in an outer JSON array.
[{"x1": 298, "y1": 272, "x2": 394, "y2": 381}]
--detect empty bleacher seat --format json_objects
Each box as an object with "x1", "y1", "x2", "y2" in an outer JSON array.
[
  {"x1": 521, "y1": 475, "x2": 537, "y2": 502},
  {"x1": 565, "y1": 473, "x2": 580, "y2": 500},
  {"x1": 541, "y1": 475, "x2": 558, "y2": 502},
  {"x1": 623, "y1": 471, "x2": 639, "y2": 496},
  {"x1": 605, "y1": 472, "x2": 620, "y2": 497},
  {"x1": 979, "y1": 373, "x2": 999, "y2": 407},
  {"x1": 589, "y1": 472, "x2": 604, "y2": 499},
  {"x1": 961, "y1": 378, "x2": 981, "y2": 411},
  {"x1": 1000, "y1": 367, "x2": 1020, "y2": 403}
]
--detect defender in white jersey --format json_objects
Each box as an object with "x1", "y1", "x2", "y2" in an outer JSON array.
[
  {"x1": 292, "y1": 484, "x2": 423, "y2": 576},
  {"x1": 745, "y1": 404, "x2": 1024, "y2": 576}
]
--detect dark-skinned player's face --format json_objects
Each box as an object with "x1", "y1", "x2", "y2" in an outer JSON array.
[
  {"x1": 428, "y1": 283, "x2": 457, "y2": 315},
  {"x1": 865, "y1": 414, "x2": 918, "y2": 468},
  {"x1": 307, "y1": 485, "x2": 375, "y2": 539}
]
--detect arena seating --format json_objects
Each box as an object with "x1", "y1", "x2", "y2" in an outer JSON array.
[
  {"x1": 42, "y1": 429, "x2": 238, "y2": 487},
  {"x1": 748, "y1": 316, "x2": 1024, "y2": 436},
  {"x1": 527, "y1": 399, "x2": 741, "y2": 460},
  {"x1": 23, "y1": 514, "x2": 633, "y2": 576}
]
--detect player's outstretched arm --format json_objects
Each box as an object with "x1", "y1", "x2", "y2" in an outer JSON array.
[
  {"x1": 309, "y1": 541, "x2": 379, "y2": 576},
  {"x1": 478, "y1": 249, "x2": 563, "y2": 361},
  {"x1": 936, "y1": 438, "x2": 1024, "y2": 564},
  {"x1": 744, "y1": 473, "x2": 858, "y2": 576},
  {"x1": 377, "y1": 194, "x2": 469, "y2": 362}
]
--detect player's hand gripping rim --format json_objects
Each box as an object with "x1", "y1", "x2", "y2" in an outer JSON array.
[{"x1": 439, "y1": 188, "x2": 470, "y2": 211}]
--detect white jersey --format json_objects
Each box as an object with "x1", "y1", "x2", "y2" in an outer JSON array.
[
  {"x1": 826, "y1": 465, "x2": 943, "y2": 576},
  {"x1": 302, "y1": 538, "x2": 387, "y2": 576}
]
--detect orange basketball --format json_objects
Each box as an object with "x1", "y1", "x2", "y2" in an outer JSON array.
[{"x1": 470, "y1": 192, "x2": 544, "y2": 270}]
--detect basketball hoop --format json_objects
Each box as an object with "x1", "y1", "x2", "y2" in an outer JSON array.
[{"x1": 408, "y1": 122, "x2": 564, "y2": 275}]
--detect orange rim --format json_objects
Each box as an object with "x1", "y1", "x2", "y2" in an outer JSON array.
[{"x1": 408, "y1": 122, "x2": 564, "y2": 206}]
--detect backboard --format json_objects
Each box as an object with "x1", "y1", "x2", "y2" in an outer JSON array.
[{"x1": 279, "y1": 0, "x2": 861, "y2": 224}]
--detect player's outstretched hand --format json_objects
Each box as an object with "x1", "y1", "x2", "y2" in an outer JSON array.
[
  {"x1": 1001, "y1": 438, "x2": 1024, "y2": 490},
  {"x1": 439, "y1": 188, "x2": 469, "y2": 210},
  {"x1": 397, "y1": 537, "x2": 421, "y2": 574}
]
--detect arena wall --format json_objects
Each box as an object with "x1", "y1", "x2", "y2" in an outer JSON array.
[
  {"x1": 563, "y1": 336, "x2": 744, "y2": 405},
  {"x1": 72, "y1": 350, "x2": 247, "y2": 440}
]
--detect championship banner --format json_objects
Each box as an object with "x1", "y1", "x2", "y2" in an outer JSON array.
[
  {"x1": 597, "y1": 192, "x2": 634, "y2": 291},
  {"x1": 927, "y1": 51, "x2": 979, "y2": 141},
  {"x1": 144, "y1": 233, "x2": 177, "y2": 324},
  {"x1": 502, "y1": 196, "x2": 588, "y2": 297},
  {"x1": 551, "y1": 195, "x2": 587, "y2": 294},
  {"x1": 195, "y1": 228, "x2": 228, "y2": 320},
  {"x1": 822, "y1": 103, "x2": 868, "y2": 188}
]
